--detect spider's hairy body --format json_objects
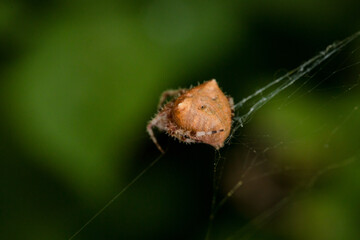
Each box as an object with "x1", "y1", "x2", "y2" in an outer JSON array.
[{"x1": 147, "y1": 79, "x2": 234, "y2": 153}]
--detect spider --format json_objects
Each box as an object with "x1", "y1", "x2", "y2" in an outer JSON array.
[{"x1": 147, "y1": 79, "x2": 234, "y2": 153}]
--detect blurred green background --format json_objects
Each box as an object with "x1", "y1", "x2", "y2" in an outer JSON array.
[{"x1": 1, "y1": 0, "x2": 360, "y2": 239}]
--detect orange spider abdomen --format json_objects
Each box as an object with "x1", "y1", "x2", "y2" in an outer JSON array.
[{"x1": 172, "y1": 80, "x2": 233, "y2": 149}]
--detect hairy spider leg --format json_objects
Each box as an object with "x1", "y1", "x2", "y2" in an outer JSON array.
[
  {"x1": 158, "y1": 89, "x2": 187, "y2": 109},
  {"x1": 147, "y1": 112, "x2": 168, "y2": 153},
  {"x1": 227, "y1": 96, "x2": 235, "y2": 116},
  {"x1": 147, "y1": 123, "x2": 164, "y2": 153}
]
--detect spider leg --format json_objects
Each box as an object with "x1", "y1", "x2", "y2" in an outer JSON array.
[
  {"x1": 158, "y1": 89, "x2": 186, "y2": 109},
  {"x1": 227, "y1": 96, "x2": 235, "y2": 116},
  {"x1": 147, "y1": 119, "x2": 165, "y2": 153}
]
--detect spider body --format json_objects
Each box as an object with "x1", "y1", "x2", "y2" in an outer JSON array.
[{"x1": 147, "y1": 79, "x2": 234, "y2": 153}]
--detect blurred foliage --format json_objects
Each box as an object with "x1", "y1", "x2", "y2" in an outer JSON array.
[{"x1": 0, "y1": 0, "x2": 359, "y2": 239}]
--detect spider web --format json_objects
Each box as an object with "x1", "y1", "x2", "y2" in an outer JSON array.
[
  {"x1": 69, "y1": 31, "x2": 360, "y2": 240},
  {"x1": 206, "y1": 31, "x2": 360, "y2": 239}
]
